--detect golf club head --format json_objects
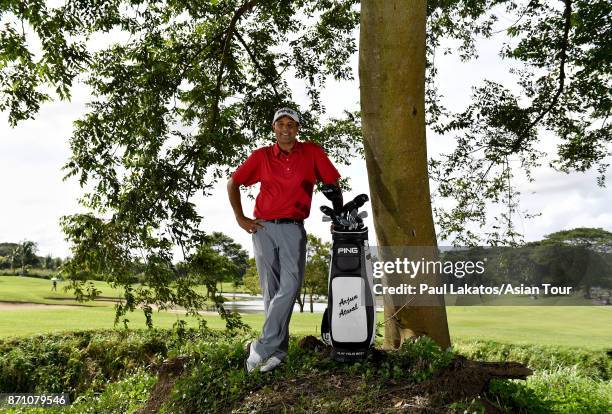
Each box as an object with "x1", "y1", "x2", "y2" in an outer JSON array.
[
  {"x1": 342, "y1": 194, "x2": 369, "y2": 214},
  {"x1": 321, "y1": 184, "x2": 343, "y2": 213},
  {"x1": 320, "y1": 205, "x2": 335, "y2": 216}
]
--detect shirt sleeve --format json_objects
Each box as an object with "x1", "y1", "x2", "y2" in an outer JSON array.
[
  {"x1": 232, "y1": 150, "x2": 261, "y2": 187},
  {"x1": 313, "y1": 145, "x2": 341, "y2": 184}
]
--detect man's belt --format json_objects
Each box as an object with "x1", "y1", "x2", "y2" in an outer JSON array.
[{"x1": 266, "y1": 218, "x2": 304, "y2": 225}]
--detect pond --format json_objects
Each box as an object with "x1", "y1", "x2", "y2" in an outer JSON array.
[
  {"x1": 219, "y1": 294, "x2": 384, "y2": 314},
  {"x1": 222, "y1": 295, "x2": 328, "y2": 313}
]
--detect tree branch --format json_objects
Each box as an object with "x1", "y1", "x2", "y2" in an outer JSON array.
[
  {"x1": 171, "y1": 0, "x2": 260, "y2": 193},
  {"x1": 510, "y1": 0, "x2": 572, "y2": 153},
  {"x1": 209, "y1": 0, "x2": 259, "y2": 132},
  {"x1": 234, "y1": 29, "x2": 280, "y2": 100},
  {"x1": 171, "y1": 0, "x2": 261, "y2": 217}
]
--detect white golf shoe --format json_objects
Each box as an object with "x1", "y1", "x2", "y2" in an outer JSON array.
[
  {"x1": 244, "y1": 342, "x2": 263, "y2": 373},
  {"x1": 260, "y1": 354, "x2": 284, "y2": 373}
]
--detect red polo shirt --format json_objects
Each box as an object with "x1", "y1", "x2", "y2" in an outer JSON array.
[{"x1": 232, "y1": 141, "x2": 341, "y2": 220}]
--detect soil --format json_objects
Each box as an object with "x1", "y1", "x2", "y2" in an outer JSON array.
[
  {"x1": 139, "y1": 336, "x2": 533, "y2": 414},
  {"x1": 136, "y1": 356, "x2": 191, "y2": 414}
]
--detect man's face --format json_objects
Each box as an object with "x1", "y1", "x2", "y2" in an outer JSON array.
[{"x1": 273, "y1": 116, "x2": 299, "y2": 146}]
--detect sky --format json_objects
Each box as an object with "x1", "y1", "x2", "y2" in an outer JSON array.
[{"x1": 0, "y1": 10, "x2": 610, "y2": 259}]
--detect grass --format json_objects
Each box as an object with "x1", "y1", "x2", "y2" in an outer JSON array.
[
  {"x1": 1, "y1": 305, "x2": 611, "y2": 351},
  {"x1": 0, "y1": 276, "x2": 124, "y2": 305},
  {"x1": 453, "y1": 339, "x2": 612, "y2": 381},
  {"x1": 1, "y1": 276, "x2": 611, "y2": 350},
  {"x1": 0, "y1": 306, "x2": 326, "y2": 339},
  {"x1": 446, "y1": 306, "x2": 612, "y2": 350},
  {"x1": 0, "y1": 328, "x2": 610, "y2": 413},
  {"x1": 0, "y1": 276, "x2": 247, "y2": 305},
  {"x1": 488, "y1": 367, "x2": 612, "y2": 413}
]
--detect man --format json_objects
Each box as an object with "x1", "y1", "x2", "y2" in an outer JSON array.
[{"x1": 227, "y1": 107, "x2": 341, "y2": 373}]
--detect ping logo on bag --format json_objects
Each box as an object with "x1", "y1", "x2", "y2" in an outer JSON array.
[{"x1": 337, "y1": 247, "x2": 358, "y2": 254}]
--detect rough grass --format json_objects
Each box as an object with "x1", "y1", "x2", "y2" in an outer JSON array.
[
  {"x1": 488, "y1": 367, "x2": 612, "y2": 413},
  {"x1": 453, "y1": 339, "x2": 612, "y2": 381},
  {"x1": 1, "y1": 328, "x2": 610, "y2": 414}
]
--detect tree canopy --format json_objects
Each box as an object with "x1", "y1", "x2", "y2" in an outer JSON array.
[
  {"x1": 428, "y1": 0, "x2": 611, "y2": 245},
  {"x1": 1, "y1": 0, "x2": 609, "y2": 322}
]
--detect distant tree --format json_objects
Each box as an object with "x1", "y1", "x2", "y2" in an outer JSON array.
[
  {"x1": 301, "y1": 235, "x2": 330, "y2": 313},
  {"x1": 9, "y1": 250, "x2": 17, "y2": 273},
  {"x1": 542, "y1": 228, "x2": 612, "y2": 253},
  {"x1": 0, "y1": 243, "x2": 19, "y2": 257},
  {"x1": 538, "y1": 228, "x2": 612, "y2": 298},
  {"x1": 208, "y1": 232, "x2": 249, "y2": 287},
  {"x1": 0, "y1": 256, "x2": 10, "y2": 270},
  {"x1": 12, "y1": 241, "x2": 38, "y2": 274},
  {"x1": 188, "y1": 241, "x2": 246, "y2": 330},
  {"x1": 190, "y1": 243, "x2": 236, "y2": 300},
  {"x1": 242, "y1": 258, "x2": 260, "y2": 296},
  {"x1": 43, "y1": 254, "x2": 56, "y2": 270}
]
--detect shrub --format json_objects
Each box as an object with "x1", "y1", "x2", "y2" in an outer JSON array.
[
  {"x1": 1, "y1": 369, "x2": 155, "y2": 414},
  {"x1": 0, "y1": 330, "x2": 168, "y2": 398}
]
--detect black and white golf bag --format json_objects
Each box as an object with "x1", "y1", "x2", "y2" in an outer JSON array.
[{"x1": 320, "y1": 186, "x2": 376, "y2": 362}]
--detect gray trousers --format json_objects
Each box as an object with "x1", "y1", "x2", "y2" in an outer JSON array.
[{"x1": 251, "y1": 221, "x2": 306, "y2": 361}]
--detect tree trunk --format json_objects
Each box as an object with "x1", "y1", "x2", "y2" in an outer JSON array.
[{"x1": 359, "y1": 0, "x2": 451, "y2": 350}]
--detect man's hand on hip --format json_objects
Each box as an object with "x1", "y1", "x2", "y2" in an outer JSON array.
[{"x1": 237, "y1": 215, "x2": 264, "y2": 234}]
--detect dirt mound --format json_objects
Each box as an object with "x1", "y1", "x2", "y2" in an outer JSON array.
[
  {"x1": 238, "y1": 372, "x2": 368, "y2": 413},
  {"x1": 238, "y1": 336, "x2": 532, "y2": 413},
  {"x1": 297, "y1": 334, "x2": 326, "y2": 351},
  {"x1": 138, "y1": 336, "x2": 532, "y2": 413}
]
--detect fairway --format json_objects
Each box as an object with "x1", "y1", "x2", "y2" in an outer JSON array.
[
  {"x1": 0, "y1": 275, "x2": 124, "y2": 305},
  {"x1": 0, "y1": 276, "x2": 238, "y2": 305},
  {"x1": 1, "y1": 276, "x2": 610, "y2": 349},
  {"x1": 446, "y1": 306, "x2": 612, "y2": 350}
]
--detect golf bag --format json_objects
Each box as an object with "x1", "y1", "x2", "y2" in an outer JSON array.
[{"x1": 320, "y1": 185, "x2": 376, "y2": 361}]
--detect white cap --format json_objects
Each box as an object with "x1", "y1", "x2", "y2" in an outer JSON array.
[{"x1": 272, "y1": 107, "x2": 300, "y2": 125}]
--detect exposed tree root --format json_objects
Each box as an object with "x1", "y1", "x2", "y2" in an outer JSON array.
[{"x1": 383, "y1": 354, "x2": 532, "y2": 413}]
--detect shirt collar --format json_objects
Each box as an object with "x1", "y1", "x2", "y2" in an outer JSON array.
[{"x1": 273, "y1": 140, "x2": 302, "y2": 157}]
